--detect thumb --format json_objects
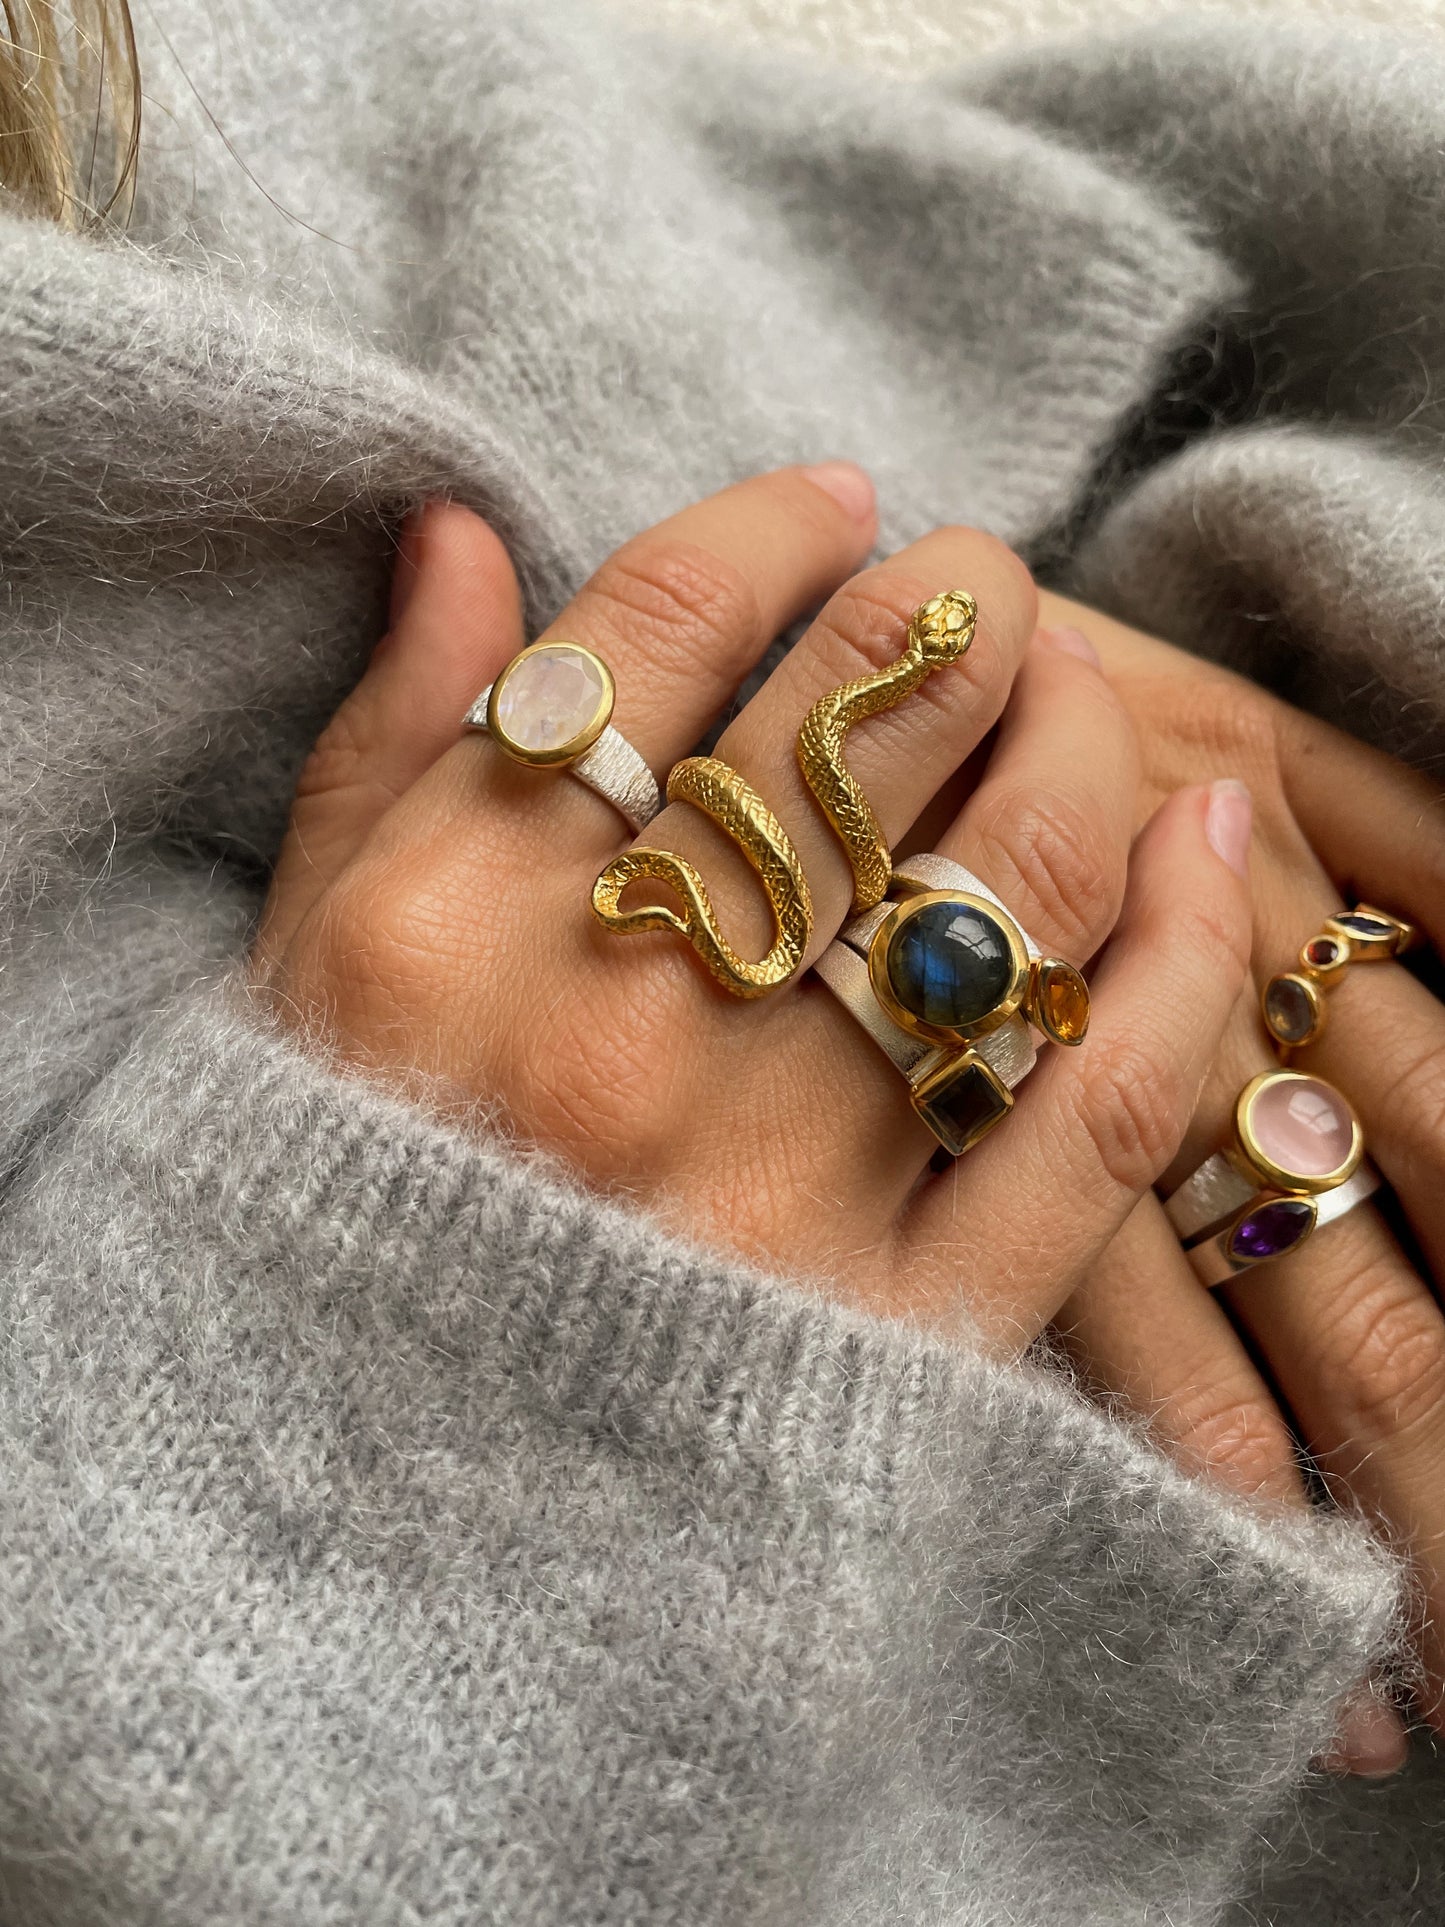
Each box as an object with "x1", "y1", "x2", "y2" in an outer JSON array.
[{"x1": 257, "y1": 499, "x2": 525, "y2": 967}]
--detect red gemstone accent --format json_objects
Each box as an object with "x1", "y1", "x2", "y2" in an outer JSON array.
[{"x1": 1304, "y1": 936, "x2": 1342, "y2": 969}]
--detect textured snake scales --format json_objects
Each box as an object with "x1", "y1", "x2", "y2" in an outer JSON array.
[
  {"x1": 796, "y1": 589, "x2": 978, "y2": 911},
  {"x1": 591, "y1": 756, "x2": 813, "y2": 997}
]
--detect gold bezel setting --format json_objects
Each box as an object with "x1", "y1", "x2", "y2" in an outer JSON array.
[
  {"x1": 868, "y1": 890, "x2": 1030, "y2": 1046},
  {"x1": 1233, "y1": 1069, "x2": 1363, "y2": 1195},
  {"x1": 1261, "y1": 970, "x2": 1327, "y2": 1050},
  {"x1": 486, "y1": 640, "x2": 616, "y2": 768},
  {"x1": 908, "y1": 1046, "x2": 1014, "y2": 1157}
]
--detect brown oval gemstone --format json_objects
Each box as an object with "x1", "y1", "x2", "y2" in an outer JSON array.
[
  {"x1": 1263, "y1": 973, "x2": 1318, "y2": 1046},
  {"x1": 1034, "y1": 959, "x2": 1090, "y2": 1046}
]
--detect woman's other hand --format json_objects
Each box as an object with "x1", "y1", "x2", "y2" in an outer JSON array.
[{"x1": 1039, "y1": 590, "x2": 1445, "y2": 1776}]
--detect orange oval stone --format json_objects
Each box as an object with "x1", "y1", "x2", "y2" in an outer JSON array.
[{"x1": 1035, "y1": 959, "x2": 1090, "y2": 1046}]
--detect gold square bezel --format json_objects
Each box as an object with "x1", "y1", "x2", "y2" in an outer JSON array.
[
  {"x1": 485, "y1": 640, "x2": 616, "y2": 768},
  {"x1": 868, "y1": 890, "x2": 1030, "y2": 1046},
  {"x1": 909, "y1": 1048, "x2": 1014, "y2": 1157}
]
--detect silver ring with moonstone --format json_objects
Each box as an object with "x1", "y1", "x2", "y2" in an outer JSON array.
[
  {"x1": 813, "y1": 853, "x2": 1090, "y2": 1160},
  {"x1": 464, "y1": 639, "x2": 662, "y2": 833},
  {"x1": 1164, "y1": 1069, "x2": 1380, "y2": 1287}
]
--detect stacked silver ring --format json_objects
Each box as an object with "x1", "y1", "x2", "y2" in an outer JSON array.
[{"x1": 815, "y1": 853, "x2": 1069, "y2": 1157}]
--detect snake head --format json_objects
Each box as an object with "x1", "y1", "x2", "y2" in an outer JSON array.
[{"x1": 909, "y1": 589, "x2": 978, "y2": 664}]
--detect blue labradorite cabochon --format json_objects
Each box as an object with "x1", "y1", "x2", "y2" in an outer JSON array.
[{"x1": 886, "y1": 899, "x2": 1014, "y2": 1031}]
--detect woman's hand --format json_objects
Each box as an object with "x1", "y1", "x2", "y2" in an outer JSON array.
[
  {"x1": 1038, "y1": 590, "x2": 1445, "y2": 1774},
  {"x1": 254, "y1": 470, "x2": 1251, "y2": 1361}
]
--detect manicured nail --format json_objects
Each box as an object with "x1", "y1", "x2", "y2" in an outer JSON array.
[
  {"x1": 802, "y1": 461, "x2": 876, "y2": 523},
  {"x1": 1322, "y1": 1683, "x2": 1409, "y2": 1779},
  {"x1": 1205, "y1": 778, "x2": 1253, "y2": 879},
  {"x1": 1038, "y1": 623, "x2": 1100, "y2": 667}
]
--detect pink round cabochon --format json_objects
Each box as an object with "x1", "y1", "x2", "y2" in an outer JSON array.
[{"x1": 1246, "y1": 1075, "x2": 1355, "y2": 1180}]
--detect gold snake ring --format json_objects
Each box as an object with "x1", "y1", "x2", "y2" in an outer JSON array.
[
  {"x1": 591, "y1": 756, "x2": 813, "y2": 998},
  {"x1": 796, "y1": 589, "x2": 978, "y2": 912}
]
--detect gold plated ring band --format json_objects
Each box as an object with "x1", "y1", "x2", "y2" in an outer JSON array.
[
  {"x1": 591, "y1": 757, "x2": 813, "y2": 998},
  {"x1": 1262, "y1": 903, "x2": 1415, "y2": 1053},
  {"x1": 797, "y1": 589, "x2": 977, "y2": 912}
]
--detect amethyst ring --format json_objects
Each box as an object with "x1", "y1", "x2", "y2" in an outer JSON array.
[{"x1": 1164, "y1": 1070, "x2": 1380, "y2": 1287}]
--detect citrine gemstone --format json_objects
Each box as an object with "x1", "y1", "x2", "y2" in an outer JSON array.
[
  {"x1": 886, "y1": 900, "x2": 1014, "y2": 1032},
  {"x1": 1263, "y1": 974, "x2": 1318, "y2": 1046},
  {"x1": 1034, "y1": 959, "x2": 1090, "y2": 1046},
  {"x1": 1228, "y1": 1197, "x2": 1316, "y2": 1265}
]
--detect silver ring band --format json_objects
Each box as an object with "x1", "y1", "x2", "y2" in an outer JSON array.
[
  {"x1": 466, "y1": 686, "x2": 660, "y2": 832},
  {"x1": 814, "y1": 854, "x2": 1046, "y2": 1156},
  {"x1": 1177, "y1": 1160, "x2": 1381, "y2": 1288}
]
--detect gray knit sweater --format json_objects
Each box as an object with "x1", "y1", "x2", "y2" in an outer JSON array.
[{"x1": 3, "y1": 4, "x2": 1444, "y2": 1922}]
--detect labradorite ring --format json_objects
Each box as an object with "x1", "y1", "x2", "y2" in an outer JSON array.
[{"x1": 813, "y1": 853, "x2": 1089, "y2": 1158}]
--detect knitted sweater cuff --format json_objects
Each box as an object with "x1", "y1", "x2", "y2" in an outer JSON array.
[{"x1": 14, "y1": 988, "x2": 1402, "y2": 1914}]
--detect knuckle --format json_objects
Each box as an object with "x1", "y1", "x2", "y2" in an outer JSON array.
[
  {"x1": 970, "y1": 789, "x2": 1121, "y2": 957},
  {"x1": 813, "y1": 568, "x2": 1006, "y2": 714},
  {"x1": 1307, "y1": 1267, "x2": 1445, "y2": 1445},
  {"x1": 1154, "y1": 676, "x2": 1283, "y2": 785},
  {"x1": 1380, "y1": 1036, "x2": 1445, "y2": 1171},
  {"x1": 518, "y1": 967, "x2": 699, "y2": 1175},
  {"x1": 292, "y1": 703, "x2": 381, "y2": 806},
  {"x1": 1070, "y1": 1042, "x2": 1191, "y2": 1195},
  {"x1": 579, "y1": 541, "x2": 761, "y2": 671},
  {"x1": 1168, "y1": 1378, "x2": 1296, "y2": 1499}
]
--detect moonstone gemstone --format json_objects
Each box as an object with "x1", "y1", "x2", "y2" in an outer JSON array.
[
  {"x1": 1229, "y1": 1196, "x2": 1315, "y2": 1264},
  {"x1": 886, "y1": 900, "x2": 1013, "y2": 1031},
  {"x1": 1263, "y1": 974, "x2": 1316, "y2": 1045},
  {"x1": 494, "y1": 644, "x2": 608, "y2": 755},
  {"x1": 1246, "y1": 1075, "x2": 1355, "y2": 1179}
]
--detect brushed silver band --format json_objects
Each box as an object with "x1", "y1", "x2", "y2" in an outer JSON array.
[
  {"x1": 1179, "y1": 1159, "x2": 1381, "y2": 1288},
  {"x1": 464, "y1": 687, "x2": 662, "y2": 833}
]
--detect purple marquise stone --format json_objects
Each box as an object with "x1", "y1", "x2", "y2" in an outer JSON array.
[{"x1": 1229, "y1": 1197, "x2": 1314, "y2": 1265}]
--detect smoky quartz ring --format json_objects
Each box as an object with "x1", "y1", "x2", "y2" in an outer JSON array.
[
  {"x1": 813, "y1": 852, "x2": 1090, "y2": 1159},
  {"x1": 464, "y1": 639, "x2": 662, "y2": 833},
  {"x1": 1164, "y1": 1069, "x2": 1380, "y2": 1287}
]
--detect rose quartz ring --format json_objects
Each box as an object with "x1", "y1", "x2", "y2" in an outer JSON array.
[
  {"x1": 464, "y1": 640, "x2": 661, "y2": 833},
  {"x1": 1164, "y1": 1070, "x2": 1379, "y2": 1287}
]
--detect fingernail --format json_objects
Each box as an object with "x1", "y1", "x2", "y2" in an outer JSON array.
[
  {"x1": 1322, "y1": 1683, "x2": 1409, "y2": 1779},
  {"x1": 1205, "y1": 777, "x2": 1253, "y2": 879},
  {"x1": 802, "y1": 461, "x2": 876, "y2": 523},
  {"x1": 1038, "y1": 623, "x2": 1100, "y2": 667}
]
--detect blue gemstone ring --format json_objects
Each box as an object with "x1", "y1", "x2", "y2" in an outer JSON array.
[
  {"x1": 1164, "y1": 1070, "x2": 1380, "y2": 1286},
  {"x1": 811, "y1": 852, "x2": 1090, "y2": 1158},
  {"x1": 1261, "y1": 902, "x2": 1415, "y2": 1052}
]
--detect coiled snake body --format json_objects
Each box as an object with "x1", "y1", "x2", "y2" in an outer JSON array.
[
  {"x1": 591, "y1": 589, "x2": 976, "y2": 996},
  {"x1": 591, "y1": 756, "x2": 813, "y2": 997},
  {"x1": 796, "y1": 588, "x2": 977, "y2": 911}
]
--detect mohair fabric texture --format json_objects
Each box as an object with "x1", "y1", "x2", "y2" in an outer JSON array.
[{"x1": 1, "y1": 3, "x2": 1443, "y2": 1922}]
